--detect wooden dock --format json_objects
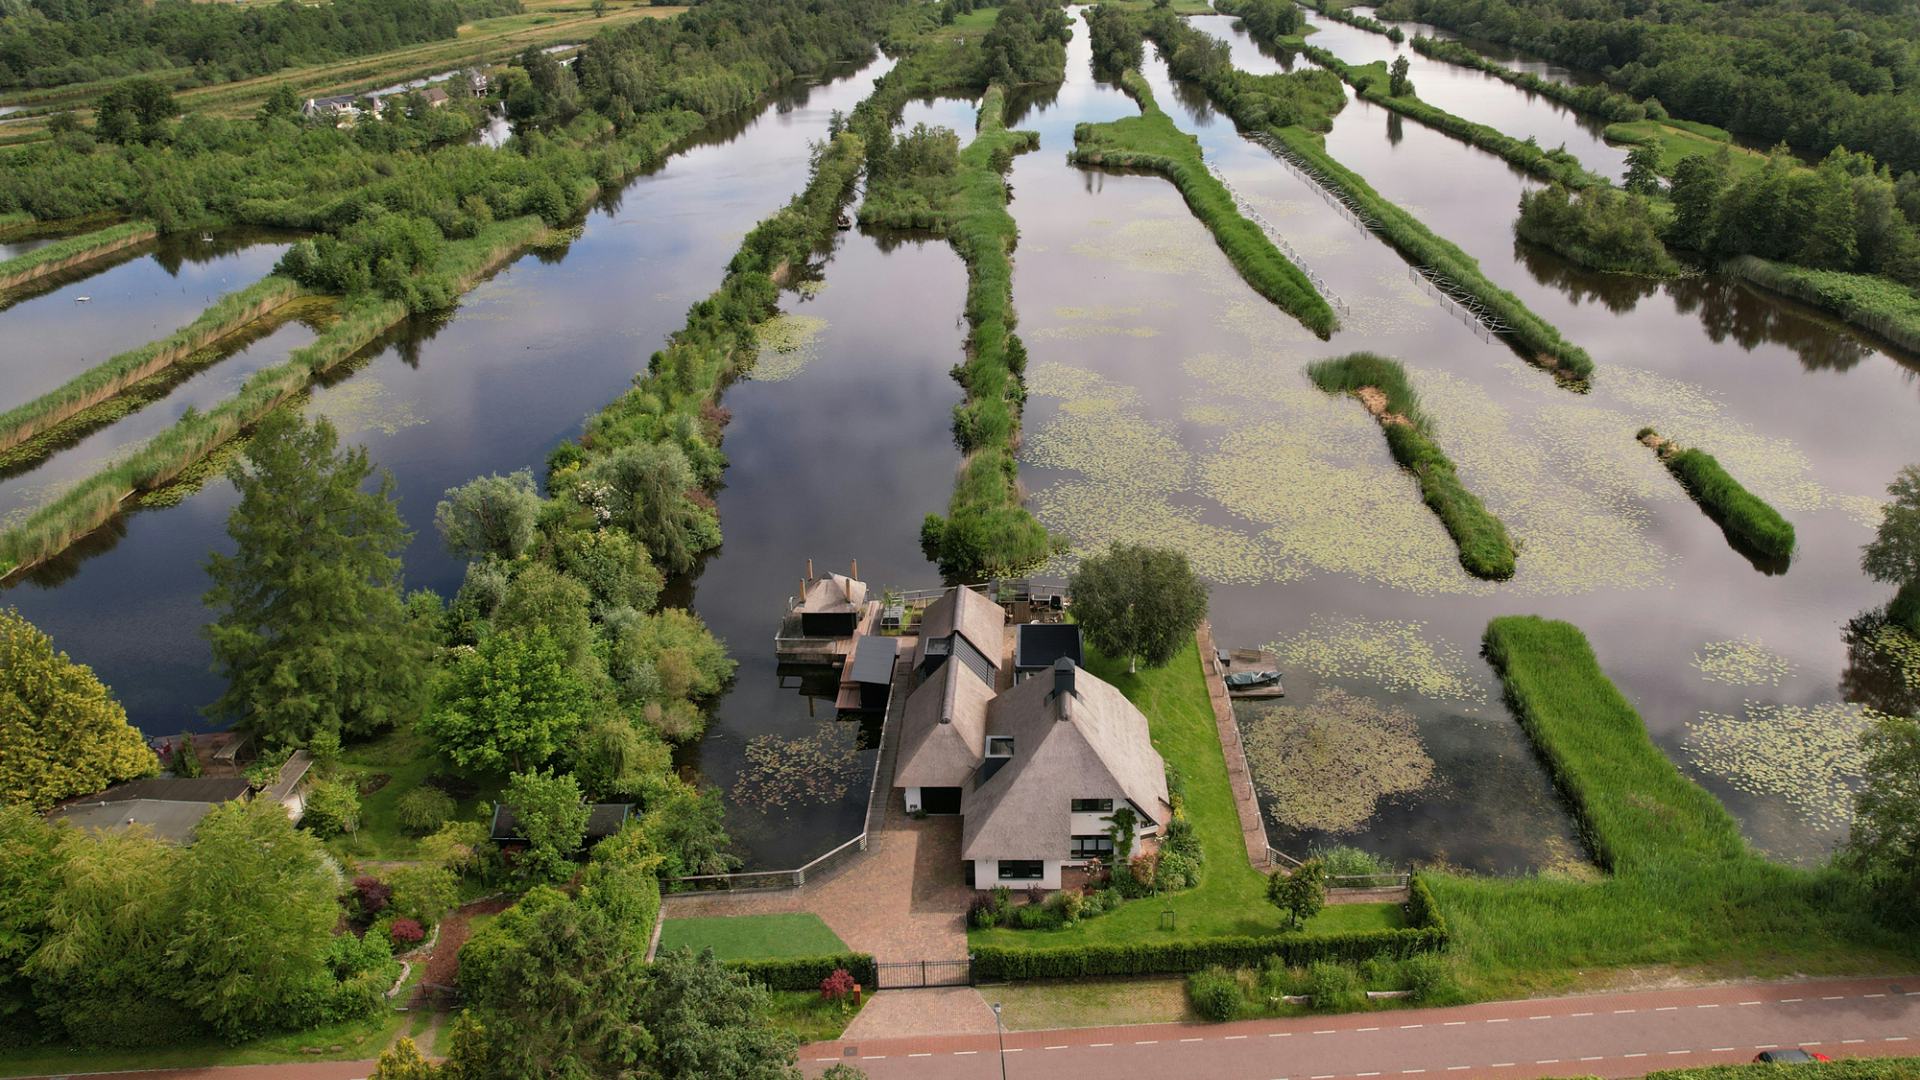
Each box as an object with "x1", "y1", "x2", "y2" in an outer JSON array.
[{"x1": 1197, "y1": 622, "x2": 1276, "y2": 873}]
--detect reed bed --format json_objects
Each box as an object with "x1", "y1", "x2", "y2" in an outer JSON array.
[
  {"x1": 1408, "y1": 35, "x2": 1646, "y2": 123},
  {"x1": 1069, "y1": 70, "x2": 1338, "y2": 337},
  {"x1": 1268, "y1": 124, "x2": 1595, "y2": 381},
  {"x1": 1724, "y1": 255, "x2": 1920, "y2": 357},
  {"x1": 0, "y1": 219, "x2": 543, "y2": 579},
  {"x1": 1306, "y1": 353, "x2": 1516, "y2": 579},
  {"x1": 1297, "y1": 48, "x2": 1599, "y2": 190},
  {"x1": 0, "y1": 220, "x2": 156, "y2": 292},
  {"x1": 0, "y1": 275, "x2": 308, "y2": 454},
  {"x1": 1640, "y1": 427, "x2": 1796, "y2": 564}
]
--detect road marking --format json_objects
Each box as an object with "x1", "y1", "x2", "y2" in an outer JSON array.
[
  {"x1": 1535, "y1": 1060, "x2": 1560, "y2": 1065},
  {"x1": 1625, "y1": 1053, "x2": 1648, "y2": 1059},
  {"x1": 862, "y1": 1056, "x2": 887, "y2": 1060},
  {"x1": 1696, "y1": 1003, "x2": 1719, "y2": 1009},
  {"x1": 1866, "y1": 993, "x2": 1887, "y2": 999},
  {"x1": 1045, "y1": 1045, "x2": 1068, "y2": 1050},
  {"x1": 1358, "y1": 1026, "x2": 1380, "y2": 1032},
  {"x1": 1668, "y1": 1050, "x2": 1692, "y2": 1055},
  {"x1": 1739, "y1": 1001, "x2": 1763, "y2": 1006},
  {"x1": 1315, "y1": 1029, "x2": 1338, "y2": 1035},
  {"x1": 1269, "y1": 1033, "x2": 1293, "y2": 1038},
  {"x1": 1358, "y1": 1072, "x2": 1381, "y2": 1077},
  {"x1": 1805, "y1": 1042, "x2": 1824, "y2": 1047},
  {"x1": 1004, "y1": 1048, "x2": 1023, "y2": 1053},
  {"x1": 1529, "y1": 1015, "x2": 1551, "y2": 1021},
  {"x1": 1656, "y1": 1006, "x2": 1679, "y2": 1011},
  {"x1": 909, "y1": 1053, "x2": 932, "y2": 1058},
  {"x1": 1571, "y1": 1012, "x2": 1593, "y2": 1017},
  {"x1": 1843, "y1": 1039, "x2": 1867, "y2": 1045},
  {"x1": 1490, "y1": 1064, "x2": 1514, "y2": 1069},
  {"x1": 1712, "y1": 1047, "x2": 1736, "y2": 1052},
  {"x1": 1755, "y1": 1045, "x2": 1780, "y2": 1050},
  {"x1": 1135, "y1": 1040, "x2": 1158, "y2": 1045},
  {"x1": 1888, "y1": 1037, "x2": 1912, "y2": 1042},
  {"x1": 1180, "y1": 1037, "x2": 1203, "y2": 1043},
  {"x1": 1486, "y1": 1017, "x2": 1511, "y2": 1024},
  {"x1": 1444, "y1": 1021, "x2": 1467, "y2": 1026},
  {"x1": 1225, "y1": 1034, "x2": 1248, "y2": 1040},
  {"x1": 1446, "y1": 1067, "x2": 1469, "y2": 1072},
  {"x1": 1615, "y1": 1009, "x2": 1637, "y2": 1014},
  {"x1": 955, "y1": 1050, "x2": 977, "y2": 1055},
  {"x1": 1091, "y1": 1042, "x2": 1113, "y2": 1047},
  {"x1": 1401, "y1": 1024, "x2": 1424, "y2": 1029},
  {"x1": 1580, "y1": 1057, "x2": 1603, "y2": 1062},
  {"x1": 1824, "y1": 995, "x2": 1847, "y2": 1001},
  {"x1": 1403, "y1": 1070, "x2": 1427, "y2": 1075},
  {"x1": 1780, "y1": 998, "x2": 1804, "y2": 1003}
]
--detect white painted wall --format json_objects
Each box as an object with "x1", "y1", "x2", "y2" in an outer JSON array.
[
  {"x1": 972, "y1": 858, "x2": 1063, "y2": 891},
  {"x1": 904, "y1": 786, "x2": 923, "y2": 814}
]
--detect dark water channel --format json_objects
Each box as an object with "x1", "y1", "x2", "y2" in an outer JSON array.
[{"x1": 0, "y1": 233, "x2": 293, "y2": 414}]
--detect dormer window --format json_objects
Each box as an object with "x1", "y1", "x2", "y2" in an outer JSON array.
[
  {"x1": 1070, "y1": 798, "x2": 1113, "y2": 813},
  {"x1": 987, "y1": 736, "x2": 1014, "y2": 757}
]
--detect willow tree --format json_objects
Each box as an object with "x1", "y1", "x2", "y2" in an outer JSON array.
[
  {"x1": 203, "y1": 410, "x2": 428, "y2": 746},
  {"x1": 0, "y1": 607, "x2": 154, "y2": 809}
]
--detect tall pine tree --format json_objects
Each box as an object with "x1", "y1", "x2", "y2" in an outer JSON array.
[{"x1": 204, "y1": 410, "x2": 427, "y2": 746}]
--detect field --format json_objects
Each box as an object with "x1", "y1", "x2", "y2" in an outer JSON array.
[
  {"x1": 1603, "y1": 118, "x2": 1771, "y2": 180},
  {"x1": 658, "y1": 913, "x2": 850, "y2": 961}
]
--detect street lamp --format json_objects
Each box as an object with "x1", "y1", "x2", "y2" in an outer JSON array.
[{"x1": 992, "y1": 1001, "x2": 1007, "y2": 1080}]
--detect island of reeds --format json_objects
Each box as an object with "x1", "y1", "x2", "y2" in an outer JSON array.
[
  {"x1": 1307, "y1": 353, "x2": 1517, "y2": 580},
  {"x1": 1639, "y1": 427, "x2": 1796, "y2": 566}
]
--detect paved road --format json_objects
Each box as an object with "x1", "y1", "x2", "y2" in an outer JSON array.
[{"x1": 802, "y1": 977, "x2": 1920, "y2": 1079}]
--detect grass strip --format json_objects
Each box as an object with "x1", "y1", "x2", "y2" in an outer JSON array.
[
  {"x1": 1306, "y1": 352, "x2": 1516, "y2": 578},
  {"x1": 1069, "y1": 70, "x2": 1338, "y2": 337},
  {"x1": 0, "y1": 275, "x2": 309, "y2": 455},
  {"x1": 1638, "y1": 427, "x2": 1796, "y2": 565},
  {"x1": 0, "y1": 218, "x2": 543, "y2": 580},
  {"x1": 0, "y1": 219, "x2": 155, "y2": 292},
  {"x1": 1303, "y1": 0, "x2": 1404, "y2": 41},
  {"x1": 1647, "y1": 1063, "x2": 1920, "y2": 1080},
  {"x1": 1295, "y1": 46, "x2": 1599, "y2": 189},
  {"x1": 1724, "y1": 254, "x2": 1920, "y2": 357},
  {"x1": 1427, "y1": 616, "x2": 1915, "y2": 999}
]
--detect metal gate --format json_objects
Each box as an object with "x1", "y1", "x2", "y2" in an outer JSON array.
[{"x1": 874, "y1": 959, "x2": 973, "y2": 989}]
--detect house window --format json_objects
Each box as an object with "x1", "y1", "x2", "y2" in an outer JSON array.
[
  {"x1": 987, "y1": 736, "x2": 1014, "y2": 757},
  {"x1": 1071, "y1": 835, "x2": 1114, "y2": 859},
  {"x1": 997, "y1": 860, "x2": 1044, "y2": 881},
  {"x1": 1070, "y1": 798, "x2": 1113, "y2": 813}
]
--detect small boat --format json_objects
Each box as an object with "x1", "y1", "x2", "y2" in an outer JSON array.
[
  {"x1": 199, "y1": 232, "x2": 214, "y2": 243},
  {"x1": 1224, "y1": 668, "x2": 1285, "y2": 698},
  {"x1": 74, "y1": 295, "x2": 90, "y2": 302},
  {"x1": 834, "y1": 213, "x2": 852, "y2": 231}
]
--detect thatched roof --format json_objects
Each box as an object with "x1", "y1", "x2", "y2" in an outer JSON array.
[
  {"x1": 800, "y1": 572, "x2": 867, "y2": 614},
  {"x1": 911, "y1": 586, "x2": 1005, "y2": 671},
  {"x1": 894, "y1": 659, "x2": 996, "y2": 790}
]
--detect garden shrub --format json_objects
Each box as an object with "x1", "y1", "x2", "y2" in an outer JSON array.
[
  {"x1": 1187, "y1": 966, "x2": 1246, "y2": 1021},
  {"x1": 302, "y1": 777, "x2": 362, "y2": 838},
  {"x1": 820, "y1": 968, "x2": 857, "y2": 1002},
  {"x1": 395, "y1": 786, "x2": 456, "y2": 835},
  {"x1": 351, "y1": 875, "x2": 392, "y2": 920},
  {"x1": 1403, "y1": 952, "x2": 1460, "y2": 1004},
  {"x1": 386, "y1": 865, "x2": 458, "y2": 928},
  {"x1": 1305, "y1": 961, "x2": 1365, "y2": 1012},
  {"x1": 972, "y1": 923, "x2": 1448, "y2": 980},
  {"x1": 388, "y1": 917, "x2": 426, "y2": 948}
]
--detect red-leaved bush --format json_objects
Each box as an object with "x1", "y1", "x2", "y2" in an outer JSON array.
[
  {"x1": 389, "y1": 917, "x2": 425, "y2": 946},
  {"x1": 353, "y1": 876, "x2": 392, "y2": 917},
  {"x1": 820, "y1": 968, "x2": 856, "y2": 1002}
]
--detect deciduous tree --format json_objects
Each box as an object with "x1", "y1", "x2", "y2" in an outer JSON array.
[
  {"x1": 1265, "y1": 858, "x2": 1327, "y2": 929},
  {"x1": 1844, "y1": 714, "x2": 1919, "y2": 924},
  {"x1": 1068, "y1": 543, "x2": 1210, "y2": 672},
  {"x1": 421, "y1": 628, "x2": 594, "y2": 774},
  {"x1": 0, "y1": 607, "x2": 154, "y2": 810},
  {"x1": 503, "y1": 768, "x2": 590, "y2": 881},
  {"x1": 435, "y1": 469, "x2": 543, "y2": 561}
]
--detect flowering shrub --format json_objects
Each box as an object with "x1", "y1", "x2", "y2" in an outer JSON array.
[{"x1": 819, "y1": 967, "x2": 856, "y2": 1002}]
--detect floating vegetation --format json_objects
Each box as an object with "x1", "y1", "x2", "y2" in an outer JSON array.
[
  {"x1": 1181, "y1": 403, "x2": 1241, "y2": 426},
  {"x1": 1336, "y1": 271, "x2": 1438, "y2": 337},
  {"x1": 308, "y1": 377, "x2": 426, "y2": 438},
  {"x1": 1032, "y1": 323, "x2": 1160, "y2": 340},
  {"x1": 731, "y1": 721, "x2": 864, "y2": 811},
  {"x1": 1240, "y1": 688, "x2": 1437, "y2": 833},
  {"x1": 1216, "y1": 296, "x2": 1318, "y2": 346},
  {"x1": 1034, "y1": 479, "x2": 1288, "y2": 585},
  {"x1": 1069, "y1": 215, "x2": 1221, "y2": 275},
  {"x1": 1684, "y1": 701, "x2": 1884, "y2": 830},
  {"x1": 1024, "y1": 364, "x2": 1190, "y2": 491},
  {"x1": 1053, "y1": 303, "x2": 1146, "y2": 320},
  {"x1": 1692, "y1": 638, "x2": 1797, "y2": 687},
  {"x1": 794, "y1": 279, "x2": 829, "y2": 298},
  {"x1": 1605, "y1": 366, "x2": 1826, "y2": 514},
  {"x1": 1270, "y1": 614, "x2": 1484, "y2": 702},
  {"x1": 749, "y1": 313, "x2": 828, "y2": 382}
]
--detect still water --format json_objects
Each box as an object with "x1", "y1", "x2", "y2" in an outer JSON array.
[{"x1": 7, "y1": 8, "x2": 1916, "y2": 873}]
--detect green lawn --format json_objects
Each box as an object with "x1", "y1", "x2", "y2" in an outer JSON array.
[
  {"x1": 0, "y1": 1013, "x2": 405, "y2": 1078},
  {"x1": 325, "y1": 729, "x2": 498, "y2": 863},
  {"x1": 1604, "y1": 118, "x2": 1770, "y2": 179},
  {"x1": 658, "y1": 913, "x2": 850, "y2": 961},
  {"x1": 764, "y1": 990, "x2": 866, "y2": 1043},
  {"x1": 968, "y1": 638, "x2": 1405, "y2": 946}
]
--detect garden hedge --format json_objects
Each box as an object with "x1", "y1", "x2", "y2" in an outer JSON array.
[
  {"x1": 973, "y1": 880, "x2": 1449, "y2": 981},
  {"x1": 1645, "y1": 1061, "x2": 1920, "y2": 1080},
  {"x1": 727, "y1": 952, "x2": 877, "y2": 992}
]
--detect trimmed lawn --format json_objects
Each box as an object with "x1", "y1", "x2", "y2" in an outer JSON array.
[
  {"x1": 989, "y1": 976, "x2": 1194, "y2": 1030},
  {"x1": 658, "y1": 913, "x2": 849, "y2": 961},
  {"x1": 325, "y1": 729, "x2": 497, "y2": 863},
  {"x1": 967, "y1": 638, "x2": 1405, "y2": 946},
  {"x1": 1604, "y1": 118, "x2": 1770, "y2": 179}
]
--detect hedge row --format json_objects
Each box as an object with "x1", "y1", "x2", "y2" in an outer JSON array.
[
  {"x1": 974, "y1": 924, "x2": 1448, "y2": 980},
  {"x1": 1646, "y1": 1061, "x2": 1920, "y2": 1080},
  {"x1": 727, "y1": 952, "x2": 877, "y2": 991}
]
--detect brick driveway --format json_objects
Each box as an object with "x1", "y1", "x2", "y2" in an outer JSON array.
[{"x1": 662, "y1": 799, "x2": 974, "y2": 964}]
